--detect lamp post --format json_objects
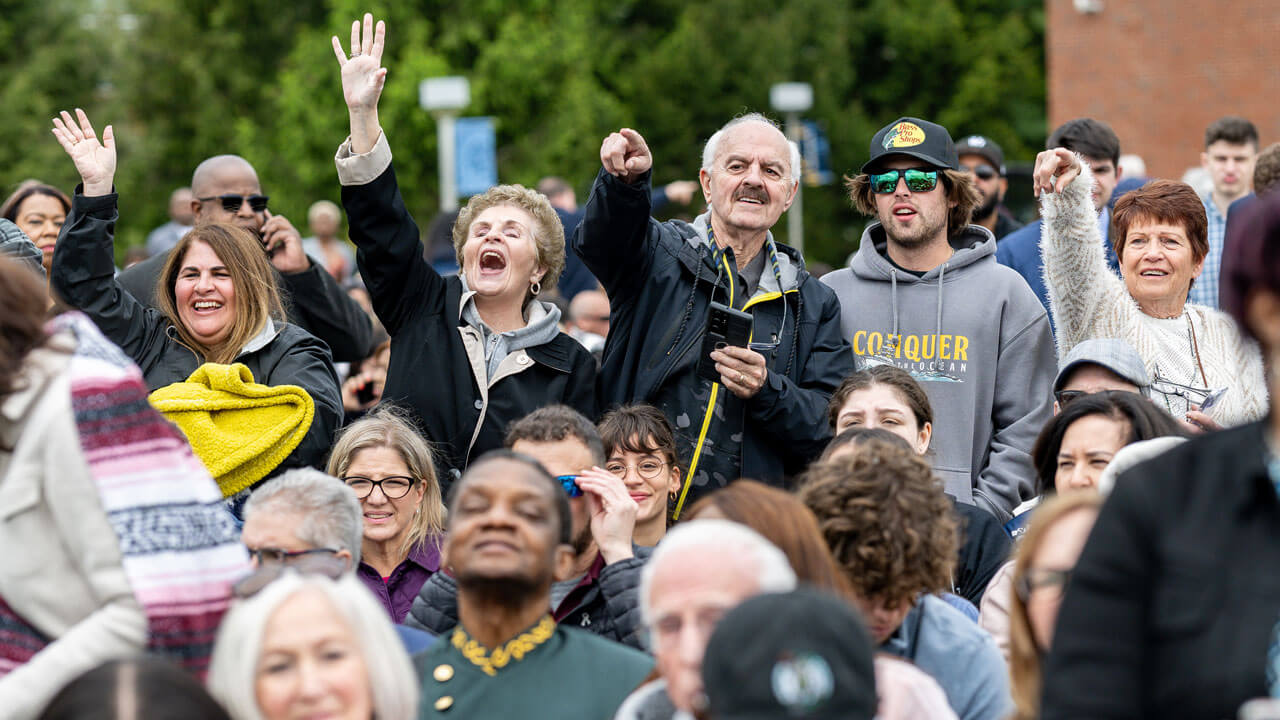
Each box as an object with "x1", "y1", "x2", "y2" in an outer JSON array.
[
  {"x1": 419, "y1": 76, "x2": 471, "y2": 212},
  {"x1": 769, "y1": 82, "x2": 813, "y2": 255}
]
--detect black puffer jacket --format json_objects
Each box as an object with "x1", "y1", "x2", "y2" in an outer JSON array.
[
  {"x1": 404, "y1": 548, "x2": 650, "y2": 651},
  {"x1": 339, "y1": 160, "x2": 597, "y2": 492},
  {"x1": 51, "y1": 190, "x2": 342, "y2": 474}
]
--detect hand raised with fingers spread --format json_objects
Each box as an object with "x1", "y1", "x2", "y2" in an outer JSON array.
[
  {"x1": 1032, "y1": 147, "x2": 1082, "y2": 198},
  {"x1": 600, "y1": 128, "x2": 652, "y2": 184},
  {"x1": 51, "y1": 109, "x2": 116, "y2": 197},
  {"x1": 332, "y1": 13, "x2": 387, "y2": 113}
]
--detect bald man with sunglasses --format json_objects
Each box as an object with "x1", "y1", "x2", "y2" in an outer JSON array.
[
  {"x1": 116, "y1": 154, "x2": 373, "y2": 362},
  {"x1": 821, "y1": 117, "x2": 1055, "y2": 523}
]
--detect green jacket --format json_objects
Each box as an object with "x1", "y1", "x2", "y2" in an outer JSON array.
[{"x1": 415, "y1": 616, "x2": 652, "y2": 719}]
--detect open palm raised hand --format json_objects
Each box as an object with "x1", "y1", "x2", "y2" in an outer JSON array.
[
  {"x1": 51, "y1": 109, "x2": 116, "y2": 196},
  {"x1": 332, "y1": 13, "x2": 387, "y2": 113}
]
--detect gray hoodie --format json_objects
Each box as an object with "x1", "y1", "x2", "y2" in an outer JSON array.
[{"x1": 821, "y1": 222, "x2": 1054, "y2": 520}]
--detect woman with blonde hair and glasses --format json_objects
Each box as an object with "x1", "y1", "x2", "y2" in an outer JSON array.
[
  {"x1": 327, "y1": 406, "x2": 446, "y2": 622},
  {"x1": 1006, "y1": 493, "x2": 1103, "y2": 720}
]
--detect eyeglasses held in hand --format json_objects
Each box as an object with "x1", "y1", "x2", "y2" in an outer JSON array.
[
  {"x1": 959, "y1": 163, "x2": 997, "y2": 180},
  {"x1": 557, "y1": 474, "x2": 583, "y2": 498},
  {"x1": 342, "y1": 475, "x2": 416, "y2": 500},
  {"x1": 604, "y1": 460, "x2": 668, "y2": 480},
  {"x1": 236, "y1": 550, "x2": 347, "y2": 598},
  {"x1": 869, "y1": 168, "x2": 939, "y2": 194},
  {"x1": 199, "y1": 193, "x2": 269, "y2": 213}
]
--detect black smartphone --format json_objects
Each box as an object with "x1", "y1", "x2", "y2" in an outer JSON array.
[{"x1": 696, "y1": 301, "x2": 753, "y2": 383}]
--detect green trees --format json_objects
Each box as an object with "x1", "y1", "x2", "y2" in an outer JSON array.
[{"x1": 0, "y1": 0, "x2": 1044, "y2": 267}]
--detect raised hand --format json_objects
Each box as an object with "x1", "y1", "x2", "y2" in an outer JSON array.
[
  {"x1": 1032, "y1": 147, "x2": 1082, "y2": 198},
  {"x1": 573, "y1": 468, "x2": 638, "y2": 564},
  {"x1": 51, "y1": 109, "x2": 116, "y2": 197},
  {"x1": 332, "y1": 14, "x2": 386, "y2": 154},
  {"x1": 600, "y1": 128, "x2": 652, "y2": 184}
]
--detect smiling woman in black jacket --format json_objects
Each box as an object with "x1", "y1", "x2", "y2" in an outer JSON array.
[
  {"x1": 331, "y1": 17, "x2": 596, "y2": 491},
  {"x1": 48, "y1": 109, "x2": 341, "y2": 486}
]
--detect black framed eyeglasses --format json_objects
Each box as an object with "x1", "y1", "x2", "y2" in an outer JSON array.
[
  {"x1": 604, "y1": 460, "x2": 668, "y2": 480},
  {"x1": 245, "y1": 546, "x2": 342, "y2": 568},
  {"x1": 1015, "y1": 567, "x2": 1073, "y2": 603},
  {"x1": 557, "y1": 474, "x2": 583, "y2": 498},
  {"x1": 342, "y1": 475, "x2": 416, "y2": 500},
  {"x1": 869, "y1": 168, "x2": 939, "y2": 194},
  {"x1": 1054, "y1": 389, "x2": 1087, "y2": 407},
  {"x1": 234, "y1": 551, "x2": 348, "y2": 598},
  {"x1": 959, "y1": 163, "x2": 997, "y2": 180},
  {"x1": 198, "y1": 193, "x2": 269, "y2": 213}
]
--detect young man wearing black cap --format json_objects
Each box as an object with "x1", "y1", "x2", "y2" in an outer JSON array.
[
  {"x1": 956, "y1": 134, "x2": 1022, "y2": 240},
  {"x1": 821, "y1": 117, "x2": 1055, "y2": 522}
]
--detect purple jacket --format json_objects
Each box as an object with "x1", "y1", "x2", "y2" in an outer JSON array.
[{"x1": 356, "y1": 540, "x2": 442, "y2": 623}]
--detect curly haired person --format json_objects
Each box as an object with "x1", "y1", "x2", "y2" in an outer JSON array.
[{"x1": 800, "y1": 441, "x2": 1011, "y2": 720}]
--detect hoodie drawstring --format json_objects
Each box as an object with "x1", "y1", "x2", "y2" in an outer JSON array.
[
  {"x1": 935, "y1": 263, "x2": 946, "y2": 360},
  {"x1": 889, "y1": 269, "x2": 900, "y2": 348}
]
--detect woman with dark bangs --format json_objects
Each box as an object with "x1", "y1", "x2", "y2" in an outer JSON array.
[{"x1": 597, "y1": 404, "x2": 682, "y2": 547}]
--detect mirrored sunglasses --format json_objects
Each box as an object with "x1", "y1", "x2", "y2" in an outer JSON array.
[{"x1": 869, "y1": 168, "x2": 939, "y2": 194}]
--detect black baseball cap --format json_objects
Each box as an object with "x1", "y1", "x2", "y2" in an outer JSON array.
[
  {"x1": 956, "y1": 135, "x2": 1007, "y2": 176},
  {"x1": 702, "y1": 588, "x2": 877, "y2": 720},
  {"x1": 863, "y1": 117, "x2": 958, "y2": 173}
]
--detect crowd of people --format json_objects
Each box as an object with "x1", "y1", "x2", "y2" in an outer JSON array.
[{"x1": 2, "y1": 12, "x2": 1280, "y2": 720}]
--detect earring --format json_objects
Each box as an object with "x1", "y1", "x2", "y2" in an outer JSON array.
[{"x1": 530, "y1": 280, "x2": 542, "y2": 296}]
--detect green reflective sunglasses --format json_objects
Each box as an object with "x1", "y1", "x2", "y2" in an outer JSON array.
[{"x1": 869, "y1": 168, "x2": 939, "y2": 194}]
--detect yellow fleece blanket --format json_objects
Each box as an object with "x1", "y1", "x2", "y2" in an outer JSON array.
[{"x1": 149, "y1": 363, "x2": 314, "y2": 498}]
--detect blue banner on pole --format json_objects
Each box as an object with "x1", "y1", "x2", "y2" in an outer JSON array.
[
  {"x1": 800, "y1": 120, "x2": 834, "y2": 186},
  {"x1": 456, "y1": 117, "x2": 497, "y2": 197}
]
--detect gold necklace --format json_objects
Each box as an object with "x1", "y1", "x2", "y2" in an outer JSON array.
[{"x1": 451, "y1": 615, "x2": 556, "y2": 676}]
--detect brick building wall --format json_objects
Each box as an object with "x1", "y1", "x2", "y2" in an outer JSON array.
[{"x1": 1047, "y1": 0, "x2": 1280, "y2": 180}]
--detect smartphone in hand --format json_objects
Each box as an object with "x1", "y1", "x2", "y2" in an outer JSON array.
[{"x1": 696, "y1": 302, "x2": 753, "y2": 383}]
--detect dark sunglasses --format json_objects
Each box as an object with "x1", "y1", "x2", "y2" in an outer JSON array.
[
  {"x1": 199, "y1": 193, "x2": 269, "y2": 213},
  {"x1": 556, "y1": 474, "x2": 583, "y2": 498},
  {"x1": 960, "y1": 163, "x2": 997, "y2": 180},
  {"x1": 1054, "y1": 389, "x2": 1087, "y2": 407},
  {"x1": 234, "y1": 551, "x2": 347, "y2": 598},
  {"x1": 869, "y1": 168, "x2": 939, "y2": 194}
]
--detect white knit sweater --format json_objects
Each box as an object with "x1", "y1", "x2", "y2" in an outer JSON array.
[{"x1": 1039, "y1": 160, "x2": 1267, "y2": 427}]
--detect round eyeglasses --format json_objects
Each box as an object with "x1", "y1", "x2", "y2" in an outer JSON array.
[
  {"x1": 604, "y1": 460, "x2": 668, "y2": 480},
  {"x1": 342, "y1": 475, "x2": 416, "y2": 499}
]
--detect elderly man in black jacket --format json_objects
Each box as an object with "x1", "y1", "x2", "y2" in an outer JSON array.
[
  {"x1": 117, "y1": 154, "x2": 373, "y2": 362},
  {"x1": 574, "y1": 115, "x2": 853, "y2": 516},
  {"x1": 406, "y1": 405, "x2": 647, "y2": 650}
]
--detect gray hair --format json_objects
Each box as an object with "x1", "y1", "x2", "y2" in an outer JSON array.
[
  {"x1": 243, "y1": 469, "x2": 364, "y2": 564},
  {"x1": 208, "y1": 572, "x2": 417, "y2": 720},
  {"x1": 639, "y1": 519, "x2": 797, "y2": 626},
  {"x1": 701, "y1": 113, "x2": 802, "y2": 186}
]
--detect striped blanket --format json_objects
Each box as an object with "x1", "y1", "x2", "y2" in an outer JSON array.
[{"x1": 0, "y1": 313, "x2": 248, "y2": 678}]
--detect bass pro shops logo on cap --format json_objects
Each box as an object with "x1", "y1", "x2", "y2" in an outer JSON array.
[{"x1": 882, "y1": 121, "x2": 926, "y2": 150}]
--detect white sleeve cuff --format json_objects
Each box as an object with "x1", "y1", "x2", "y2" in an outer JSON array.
[{"x1": 335, "y1": 131, "x2": 392, "y2": 186}]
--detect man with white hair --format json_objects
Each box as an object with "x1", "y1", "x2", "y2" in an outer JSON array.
[
  {"x1": 614, "y1": 519, "x2": 797, "y2": 719},
  {"x1": 575, "y1": 116, "x2": 852, "y2": 516},
  {"x1": 241, "y1": 468, "x2": 437, "y2": 653},
  {"x1": 241, "y1": 468, "x2": 364, "y2": 569}
]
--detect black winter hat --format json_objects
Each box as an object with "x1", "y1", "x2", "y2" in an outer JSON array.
[
  {"x1": 863, "y1": 117, "x2": 958, "y2": 173},
  {"x1": 702, "y1": 587, "x2": 877, "y2": 720}
]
